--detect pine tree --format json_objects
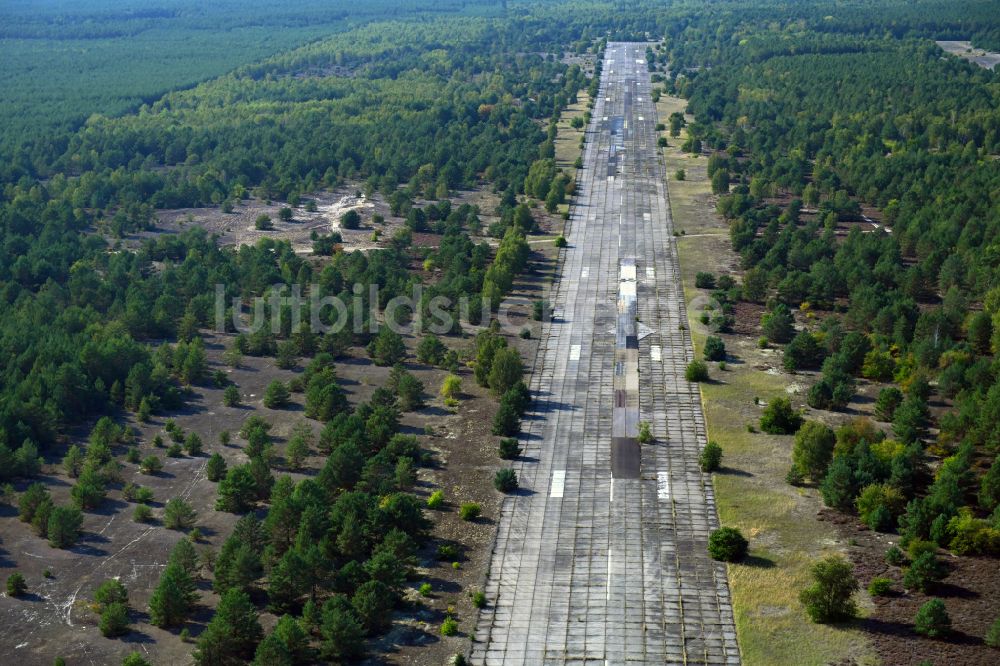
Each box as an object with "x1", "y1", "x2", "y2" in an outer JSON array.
[
  {"x1": 320, "y1": 596, "x2": 365, "y2": 661},
  {"x1": 62, "y1": 445, "x2": 85, "y2": 478},
  {"x1": 47, "y1": 506, "x2": 83, "y2": 548},
  {"x1": 149, "y1": 562, "x2": 196, "y2": 628},
  {"x1": 194, "y1": 589, "x2": 262, "y2": 665},
  {"x1": 206, "y1": 453, "x2": 227, "y2": 482}
]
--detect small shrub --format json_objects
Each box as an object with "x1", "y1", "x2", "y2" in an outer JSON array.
[
  {"x1": 437, "y1": 544, "x2": 460, "y2": 561},
  {"x1": 427, "y1": 490, "x2": 444, "y2": 510},
  {"x1": 685, "y1": 360, "x2": 709, "y2": 382},
  {"x1": 263, "y1": 380, "x2": 290, "y2": 409},
  {"x1": 183, "y1": 432, "x2": 203, "y2": 456},
  {"x1": 867, "y1": 577, "x2": 893, "y2": 596},
  {"x1": 459, "y1": 503, "x2": 481, "y2": 521},
  {"x1": 759, "y1": 397, "x2": 803, "y2": 435},
  {"x1": 532, "y1": 300, "x2": 548, "y2": 321},
  {"x1": 699, "y1": 441, "x2": 723, "y2": 472},
  {"x1": 440, "y1": 374, "x2": 462, "y2": 400},
  {"x1": 133, "y1": 504, "x2": 153, "y2": 523},
  {"x1": 140, "y1": 455, "x2": 162, "y2": 474},
  {"x1": 707, "y1": 527, "x2": 748, "y2": 562},
  {"x1": 985, "y1": 616, "x2": 1000, "y2": 648},
  {"x1": 498, "y1": 438, "x2": 521, "y2": 460},
  {"x1": 125, "y1": 446, "x2": 140, "y2": 464},
  {"x1": 6, "y1": 573, "x2": 27, "y2": 597},
  {"x1": 695, "y1": 272, "x2": 716, "y2": 289},
  {"x1": 470, "y1": 590, "x2": 487, "y2": 608},
  {"x1": 440, "y1": 617, "x2": 458, "y2": 636},
  {"x1": 885, "y1": 546, "x2": 907, "y2": 566},
  {"x1": 554, "y1": 235, "x2": 567, "y2": 248},
  {"x1": 903, "y1": 552, "x2": 946, "y2": 593},
  {"x1": 419, "y1": 583, "x2": 433, "y2": 597},
  {"x1": 907, "y1": 539, "x2": 937, "y2": 561},
  {"x1": 799, "y1": 555, "x2": 858, "y2": 623},
  {"x1": 520, "y1": 328, "x2": 531, "y2": 339},
  {"x1": 223, "y1": 385, "x2": 240, "y2": 407},
  {"x1": 166, "y1": 443, "x2": 183, "y2": 458},
  {"x1": 163, "y1": 498, "x2": 197, "y2": 531},
  {"x1": 121, "y1": 482, "x2": 140, "y2": 501},
  {"x1": 494, "y1": 468, "x2": 518, "y2": 493},
  {"x1": 205, "y1": 453, "x2": 227, "y2": 482},
  {"x1": 913, "y1": 598, "x2": 951, "y2": 638},
  {"x1": 99, "y1": 602, "x2": 130, "y2": 637},
  {"x1": 637, "y1": 421, "x2": 653, "y2": 444}
]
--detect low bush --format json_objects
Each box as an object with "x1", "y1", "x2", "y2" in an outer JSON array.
[
  {"x1": 494, "y1": 468, "x2": 518, "y2": 493},
  {"x1": 867, "y1": 577, "x2": 892, "y2": 596},
  {"x1": 700, "y1": 442, "x2": 723, "y2": 472},
  {"x1": 685, "y1": 360, "x2": 709, "y2": 383},
  {"x1": 914, "y1": 598, "x2": 950, "y2": 638},
  {"x1": 427, "y1": 490, "x2": 444, "y2": 510},
  {"x1": 707, "y1": 527, "x2": 748, "y2": 562},
  {"x1": 459, "y1": 503, "x2": 481, "y2": 521},
  {"x1": 441, "y1": 617, "x2": 458, "y2": 636},
  {"x1": 6, "y1": 573, "x2": 27, "y2": 597},
  {"x1": 498, "y1": 438, "x2": 521, "y2": 460},
  {"x1": 885, "y1": 546, "x2": 907, "y2": 566}
]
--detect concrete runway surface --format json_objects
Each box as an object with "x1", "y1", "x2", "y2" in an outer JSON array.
[{"x1": 471, "y1": 43, "x2": 740, "y2": 665}]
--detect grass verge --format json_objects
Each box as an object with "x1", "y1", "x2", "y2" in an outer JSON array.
[{"x1": 660, "y1": 93, "x2": 878, "y2": 666}]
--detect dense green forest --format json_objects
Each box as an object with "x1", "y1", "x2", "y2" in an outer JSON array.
[{"x1": 0, "y1": 0, "x2": 501, "y2": 150}]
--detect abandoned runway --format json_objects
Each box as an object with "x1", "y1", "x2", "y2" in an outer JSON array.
[{"x1": 471, "y1": 43, "x2": 740, "y2": 665}]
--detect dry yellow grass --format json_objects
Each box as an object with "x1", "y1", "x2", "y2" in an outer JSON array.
[
  {"x1": 554, "y1": 91, "x2": 589, "y2": 172},
  {"x1": 661, "y1": 91, "x2": 878, "y2": 666}
]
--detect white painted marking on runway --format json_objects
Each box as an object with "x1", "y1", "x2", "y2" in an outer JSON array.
[
  {"x1": 607, "y1": 548, "x2": 613, "y2": 601},
  {"x1": 646, "y1": 266, "x2": 655, "y2": 280},
  {"x1": 610, "y1": 479, "x2": 615, "y2": 502},
  {"x1": 581, "y1": 267, "x2": 589, "y2": 279},
  {"x1": 658, "y1": 472, "x2": 671, "y2": 500},
  {"x1": 570, "y1": 344, "x2": 581, "y2": 361},
  {"x1": 550, "y1": 470, "x2": 565, "y2": 498},
  {"x1": 651, "y1": 345, "x2": 661, "y2": 362}
]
